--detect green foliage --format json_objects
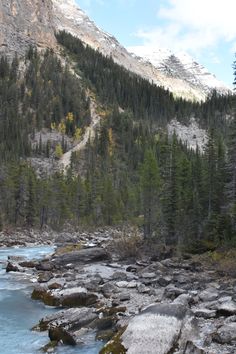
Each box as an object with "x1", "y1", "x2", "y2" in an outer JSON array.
[
  {"x1": 0, "y1": 32, "x2": 235, "y2": 253},
  {"x1": 140, "y1": 149, "x2": 161, "y2": 238},
  {"x1": 55, "y1": 144, "x2": 63, "y2": 159},
  {"x1": 0, "y1": 48, "x2": 90, "y2": 161}
]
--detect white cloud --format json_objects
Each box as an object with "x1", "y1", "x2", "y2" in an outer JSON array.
[{"x1": 135, "y1": 0, "x2": 236, "y2": 56}]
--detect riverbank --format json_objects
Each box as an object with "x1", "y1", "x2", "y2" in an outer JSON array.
[
  {"x1": 0, "y1": 245, "x2": 57, "y2": 354},
  {"x1": 2, "y1": 229, "x2": 236, "y2": 353}
]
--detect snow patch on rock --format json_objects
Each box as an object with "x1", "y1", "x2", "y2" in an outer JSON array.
[{"x1": 128, "y1": 46, "x2": 231, "y2": 98}]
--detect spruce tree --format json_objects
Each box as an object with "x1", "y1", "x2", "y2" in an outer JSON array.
[{"x1": 140, "y1": 149, "x2": 161, "y2": 239}]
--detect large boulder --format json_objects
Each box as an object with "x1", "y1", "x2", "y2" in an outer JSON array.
[
  {"x1": 31, "y1": 286, "x2": 60, "y2": 306},
  {"x1": 61, "y1": 292, "x2": 98, "y2": 307},
  {"x1": 32, "y1": 286, "x2": 98, "y2": 307},
  {"x1": 49, "y1": 327, "x2": 76, "y2": 346},
  {"x1": 213, "y1": 300, "x2": 236, "y2": 316},
  {"x1": 53, "y1": 247, "x2": 110, "y2": 265},
  {"x1": 6, "y1": 261, "x2": 21, "y2": 272},
  {"x1": 213, "y1": 322, "x2": 236, "y2": 344},
  {"x1": 36, "y1": 307, "x2": 98, "y2": 332},
  {"x1": 36, "y1": 261, "x2": 54, "y2": 271},
  {"x1": 101, "y1": 303, "x2": 199, "y2": 354},
  {"x1": 35, "y1": 307, "x2": 117, "y2": 348}
]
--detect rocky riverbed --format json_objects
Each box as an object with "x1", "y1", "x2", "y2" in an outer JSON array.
[{"x1": 2, "y1": 229, "x2": 236, "y2": 353}]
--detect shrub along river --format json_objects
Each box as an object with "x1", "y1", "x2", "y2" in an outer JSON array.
[{"x1": 0, "y1": 245, "x2": 103, "y2": 354}]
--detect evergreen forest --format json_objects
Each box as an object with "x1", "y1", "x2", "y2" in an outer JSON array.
[{"x1": 0, "y1": 31, "x2": 236, "y2": 253}]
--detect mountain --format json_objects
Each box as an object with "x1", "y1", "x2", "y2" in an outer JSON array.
[
  {"x1": 128, "y1": 46, "x2": 230, "y2": 100},
  {"x1": 0, "y1": 0, "x2": 56, "y2": 55},
  {"x1": 0, "y1": 0, "x2": 231, "y2": 101},
  {"x1": 52, "y1": 0, "x2": 231, "y2": 101},
  {"x1": 0, "y1": 0, "x2": 235, "y2": 258}
]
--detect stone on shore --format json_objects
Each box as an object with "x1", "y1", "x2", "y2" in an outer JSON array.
[
  {"x1": 101, "y1": 303, "x2": 197, "y2": 354},
  {"x1": 53, "y1": 247, "x2": 110, "y2": 265}
]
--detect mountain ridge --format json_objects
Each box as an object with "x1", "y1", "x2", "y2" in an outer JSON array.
[
  {"x1": 0, "y1": 0, "x2": 231, "y2": 101},
  {"x1": 128, "y1": 45, "x2": 230, "y2": 97}
]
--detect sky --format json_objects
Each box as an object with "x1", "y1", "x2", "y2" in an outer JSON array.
[{"x1": 76, "y1": 0, "x2": 236, "y2": 87}]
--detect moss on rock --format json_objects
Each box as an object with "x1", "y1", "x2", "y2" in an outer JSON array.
[
  {"x1": 31, "y1": 287, "x2": 60, "y2": 306},
  {"x1": 55, "y1": 243, "x2": 83, "y2": 256},
  {"x1": 99, "y1": 328, "x2": 127, "y2": 354},
  {"x1": 61, "y1": 292, "x2": 98, "y2": 307}
]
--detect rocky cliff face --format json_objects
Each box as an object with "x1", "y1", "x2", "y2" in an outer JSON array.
[
  {"x1": 0, "y1": 0, "x2": 57, "y2": 57},
  {"x1": 0, "y1": 0, "x2": 231, "y2": 101}
]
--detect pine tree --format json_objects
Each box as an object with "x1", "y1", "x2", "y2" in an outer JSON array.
[
  {"x1": 25, "y1": 170, "x2": 36, "y2": 227},
  {"x1": 140, "y1": 149, "x2": 161, "y2": 239}
]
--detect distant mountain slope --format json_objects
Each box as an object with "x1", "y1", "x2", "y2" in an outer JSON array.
[
  {"x1": 0, "y1": 0, "x2": 231, "y2": 101},
  {"x1": 128, "y1": 46, "x2": 230, "y2": 99},
  {"x1": 52, "y1": 0, "x2": 231, "y2": 101}
]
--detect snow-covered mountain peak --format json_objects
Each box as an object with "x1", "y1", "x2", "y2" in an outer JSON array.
[
  {"x1": 0, "y1": 0, "x2": 231, "y2": 101},
  {"x1": 52, "y1": 1, "x2": 231, "y2": 100},
  {"x1": 128, "y1": 45, "x2": 231, "y2": 97}
]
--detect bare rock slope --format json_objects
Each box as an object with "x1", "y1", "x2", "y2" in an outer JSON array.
[{"x1": 0, "y1": 0, "x2": 231, "y2": 101}]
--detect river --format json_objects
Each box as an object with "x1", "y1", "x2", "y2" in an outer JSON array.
[{"x1": 0, "y1": 245, "x2": 104, "y2": 354}]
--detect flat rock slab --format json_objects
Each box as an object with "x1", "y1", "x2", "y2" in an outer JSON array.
[
  {"x1": 121, "y1": 303, "x2": 194, "y2": 354},
  {"x1": 38, "y1": 307, "x2": 98, "y2": 331},
  {"x1": 193, "y1": 308, "x2": 216, "y2": 319},
  {"x1": 199, "y1": 288, "x2": 219, "y2": 302},
  {"x1": 141, "y1": 273, "x2": 156, "y2": 279},
  {"x1": 213, "y1": 322, "x2": 236, "y2": 344},
  {"x1": 37, "y1": 307, "x2": 99, "y2": 346},
  {"x1": 53, "y1": 247, "x2": 110, "y2": 265}
]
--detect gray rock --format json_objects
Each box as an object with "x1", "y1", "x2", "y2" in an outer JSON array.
[
  {"x1": 157, "y1": 276, "x2": 172, "y2": 287},
  {"x1": 127, "y1": 281, "x2": 138, "y2": 288},
  {"x1": 112, "y1": 272, "x2": 127, "y2": 281},
  {"x1": 36, "y1": 261, "x2": 54, "y2": 271},
  {"x1": 193, "y1": 308, "x2": 216, "y2": 319},
  {"x1": 215, "y1": 301, "x2": 236, "y2": 316},
  {"x1": 101, "y1": 282, "x2": 117, "y2": 297},
  {"x1": 36, "y1": 307, "x2": 98, "y2": 344},
  {"x1": 175, "y1": 274, "x2": 189, "y2": 285},
  {"x1": 213, "y1": 322, "x2": 236, "y2": 344},
  {"x1": 8, "y1": 255, "x2": 25, "y2": 262},
  {"x1": 137, "y1": 284, "x2": 150, "y2": 294},
  {"x1": 119, "y1": 293, "x2": 131, "y2": 302},
  {"x1": 141, "y1": 272, "x2": 156, "y2": 279},
  {"x1": 126, "y1": 265, "x2": 139, "y2": 273},
  {"x1": 6, "y1": 261, "x2": 21, "y2": 272},
  {"x1": 174, "y1": 294, "x2": 192, "y2": 306},
  {"x1": 53, "y1": 248, "x2": 110, "y2": 265},
  {"x1": 60, "y1": 289, "x2": 98, "y2": 307},
  {"x1": 112, "y1": 298, "x2": 120, "y2": 307},
  {"x1": 184, "y1": 341, "x2": 206, "y2": 353},
  {"x1": 121, "y1": 303, "x2": 196, "y2": 354},
  {"x1": 199, "y1": 288, "x2": 219, "y2": 302},
  {"x1": 38, "y1": 271, "x2": 54, "y2": 283},
  {"x1": 164, "y1": 286, "x2": 186, "y2": 300},
  {"x1": 116, "y1": 281, "x2": 129, "y2": 288}
]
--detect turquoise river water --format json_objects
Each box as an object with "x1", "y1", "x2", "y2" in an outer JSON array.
[{"x1": 0, "y1": 245, "x2": 104, "y2": 354}]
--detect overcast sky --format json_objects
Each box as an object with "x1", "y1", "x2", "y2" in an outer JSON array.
[{"x1": 77, "y1": 0, "x2": 236, "y2": 87}]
